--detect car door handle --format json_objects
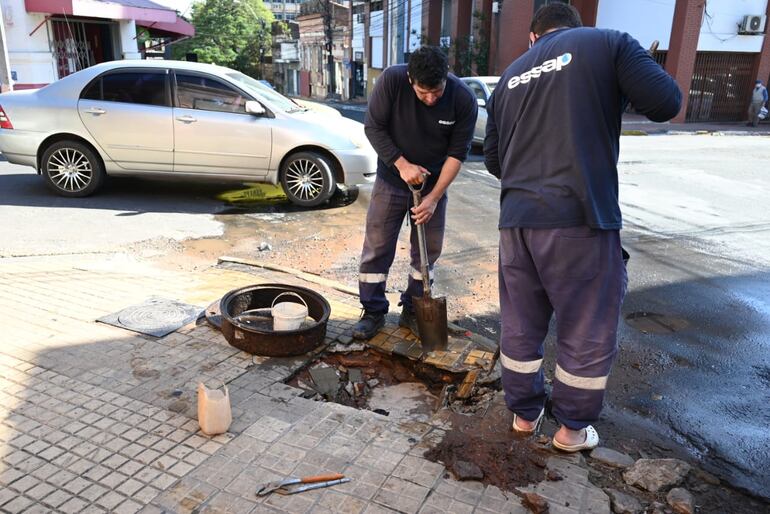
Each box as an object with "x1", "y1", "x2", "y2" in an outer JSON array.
[
  {"x1": 176, "y1": 115, "x2": 197, "y2": 123},
  {"x1": 85, "y1": 107, "x2": 106, "y2": 115}
]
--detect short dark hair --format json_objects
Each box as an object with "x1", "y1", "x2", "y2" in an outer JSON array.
[
  {"x1": 530, "y1": 3, "x2": 582, "y2": 36},
  {"x1": 407, "y1": 46, "x2": 448, "y2": 88}
]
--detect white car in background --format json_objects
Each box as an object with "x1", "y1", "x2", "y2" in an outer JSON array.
[
  {"x1": 0, "y1": 60, "x2": 376, "y2": 207},
  {"x1": 460, "y1": 76, "x2": 500, "y2": 146}
]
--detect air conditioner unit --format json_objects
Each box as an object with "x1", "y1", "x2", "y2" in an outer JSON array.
[{"x1": 739, "y1": 15, "x2": 766, "y2": 34}]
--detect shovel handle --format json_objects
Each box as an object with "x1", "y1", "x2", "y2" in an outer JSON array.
[
  {"x1": 300, "y1": 473, "x2": 345, "y2": 484},
  {"x1": 408, "y1": 187, "x2": 432, "y2": 297}
]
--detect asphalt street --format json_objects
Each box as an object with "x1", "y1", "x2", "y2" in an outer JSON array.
[{"x1": 1, "y1": 130, "x2": 769, "y2": 500}]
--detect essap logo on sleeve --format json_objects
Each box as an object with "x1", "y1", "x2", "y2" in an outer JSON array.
[{"x1": 507, "y1": 53, "x2": 573, "y2": 89}]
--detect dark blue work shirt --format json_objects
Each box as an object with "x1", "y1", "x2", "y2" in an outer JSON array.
[
  {"x1": 364, "y1": 65, "x2": 477, "y2": 192},
  {"x1": 484, "y1": 27, "x2": 682, "y2": 229}
]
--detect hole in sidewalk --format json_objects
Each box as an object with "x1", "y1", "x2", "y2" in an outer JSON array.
[
  {"x1": 288, "y1": 348, "x2": 501, "y2": 422},
  {"x1": 289, "y1": 347, "x2": 554, "y2": 495}
]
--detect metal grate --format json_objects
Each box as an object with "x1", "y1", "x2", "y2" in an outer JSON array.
[
  {"x1": 687, "y1": 52, "x2": 757, "y2": 122},
  {"x1": 51, "y1": 20, "x2": 94, "y2": 79}
]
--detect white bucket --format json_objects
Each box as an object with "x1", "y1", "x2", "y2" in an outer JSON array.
[{"x1": 271, "y1": 292, "x2": 309, "y2": 331}]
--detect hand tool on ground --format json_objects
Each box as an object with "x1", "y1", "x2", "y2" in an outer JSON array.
[
  {"x1": 256, "y1": 473, "x2": 346, "y2": 496},
  {"x1": 274, "y1": 477, "x2": 351, "y2": 495},
  {"x1": 408, "y1": 180, "x2": 449, "y2": 353}
]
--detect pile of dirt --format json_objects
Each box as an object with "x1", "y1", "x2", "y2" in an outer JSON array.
[{"x1": 424, "y1": 398, "x2": 549, "y2": 491}]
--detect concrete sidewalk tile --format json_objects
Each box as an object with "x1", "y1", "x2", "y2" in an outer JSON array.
[
  {"x1": 314, "y1": 433, "x2": 367, "y2": 462},
  {"x1": 336, "y1": 464, "x2": 387, "y2": 501},
  {"x1": 417, "y1": 492, "x2": 474, "y2": 514},
  {"x1": 372, "y1": 476, "x2": 430, "y2": 513},
  {"x1": 59, "y1": 496, "x2": 89, "y2": 513},
  {"x1": 199, "y1": 491, "x2": 258, "y2": 514},
  {"x1": 353, "y1": 443, "x2": 405, "y2": 475},
  {"x1": 153, "y1": 477, "x2": 218, "y2": 513},
  {"x1": 362, "y1": 505, "x2": 400, "y2": 513},
  {"x1": 317, "y1": 489, "x2": 368, "y2": 514},
  {"x1": 433, "y1": 477, "x2": 485, "y2": 506},
  {"x1": 476, "y1": 485, "x2": 527, "y2": 513},
  {"x1": 2, "y1": 495, "x2": 34, "y2": 513},
  {"x1": 392, "y1": 455, "x2": 444, "y2": 488}
]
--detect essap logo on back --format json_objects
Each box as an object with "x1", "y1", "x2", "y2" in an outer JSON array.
[{"x1": 507, "y1": 53, "x2": 573, "y2": 89}]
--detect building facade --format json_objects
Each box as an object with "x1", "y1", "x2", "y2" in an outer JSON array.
[
  {"x1": 1, "y1": 0, "x2": 192, "y2": 91},
  {"x1": 297, "y1": 0, "x2": 351, "y2": 99},
  {"x1": 359, "y1": 0, "x2": 770, "y2": 122}
]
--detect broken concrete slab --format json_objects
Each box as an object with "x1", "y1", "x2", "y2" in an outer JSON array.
[
  {"x1": 605, "y1": 488, "x2": 644, "y2": 514},
  {"x1": 590, "y1": 447, "x2": 635, "y2": 469},
  {"x1": 518, "y1": 456, "x2": 611, "y2": 514},
  {"x1": 623, "y1": 458, "x2": 691, "y2": 493},
  {"x1": 309, "y1": 366, "x2": 341, "y2": 398},
  {"x1": 666, "y1": 487, "x2": 694, "y2": 514}
]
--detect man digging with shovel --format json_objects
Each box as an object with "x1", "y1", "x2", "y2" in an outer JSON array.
[{"x1": 352, "y1": 46, "x2": 477, "y2": 344}]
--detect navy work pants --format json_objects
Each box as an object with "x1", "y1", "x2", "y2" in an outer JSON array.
[
  {"x1": 359, "y1": 178, "x2": 447, "y2": 314},
  {"x1": 498, "y1": 226, "x2": 627, "y2": 430}
]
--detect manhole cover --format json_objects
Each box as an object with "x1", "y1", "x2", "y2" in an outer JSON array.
[
  {"x1": 98, "y1": 297, "x2": 203, "y2": 337},
  {"x1": 625, "y1": 312, "x2": 688, "y2": 334}
]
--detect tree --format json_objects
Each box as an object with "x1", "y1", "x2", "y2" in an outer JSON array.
[{"x1": 173, "y1": 0, "x2": 274, "y2": 78}]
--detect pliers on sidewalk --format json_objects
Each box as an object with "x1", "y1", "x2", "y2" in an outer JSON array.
[{"x1": 256, "y1": 473, "x2": 350, "y2": 496}]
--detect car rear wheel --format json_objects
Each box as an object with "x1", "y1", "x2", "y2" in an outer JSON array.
[
  {"x1": 41, "y1": 141, "x2": 105, "y2": 197},
  {"x1": 280, "y1": 151, "x2": 336, "y2": 207}
]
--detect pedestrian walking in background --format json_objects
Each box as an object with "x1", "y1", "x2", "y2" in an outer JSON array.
[
  {"x1": 747, "y1": 79, "x2": 768, "y2": 127},
  {"x1": 351, "y1": 46, "x2": 477, "y2": 340},
  {"x1": 484, "y1": 4, "x2": 681, "y2": 451}
]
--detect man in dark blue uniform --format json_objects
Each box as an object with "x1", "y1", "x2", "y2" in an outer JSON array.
[
  {"x1": 352, "y1": 46, "x2": 477, "y2": 340},
  {"x1": 484, "y1": 4, "x2": 681, "y2": 451}
]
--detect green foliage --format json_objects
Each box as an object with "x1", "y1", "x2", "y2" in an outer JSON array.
[
  {"x1": 449, "y1": 10, "x2": 490, "y2": 77},
  {"x1": 173, "y1": 0, "x2": 274, "y2": 78}
]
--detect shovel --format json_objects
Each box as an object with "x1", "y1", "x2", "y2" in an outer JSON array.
[{"x1": 408, "y1": 181, "x2": 448, "y2": 353}]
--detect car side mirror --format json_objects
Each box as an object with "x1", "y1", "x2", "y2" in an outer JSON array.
[
  {"x1": 246, "y1": 101, "x2": 266, "y2": 116},
  {"x1": 476, "y1": 98, "x2": 486, "y2": 108}
]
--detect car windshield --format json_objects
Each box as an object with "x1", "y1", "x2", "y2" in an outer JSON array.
[
  {"x1": 225, "y1": 71, "x2": 306, "y2": 113},
  {"x1": 484, "y1": 80, "x2": 497, "y2": 93}
]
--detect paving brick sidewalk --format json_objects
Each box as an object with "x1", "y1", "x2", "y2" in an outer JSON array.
[{"x1": 0, "y1": 254, "x2": 610, "y2": 513}]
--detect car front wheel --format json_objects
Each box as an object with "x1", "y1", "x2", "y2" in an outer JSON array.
[
  {"x1": 41, "y1": 141, "x2": 105, "y2": 197},
  {"x1": 280, "y1": 151, "x2": 336, "y2": 207}
]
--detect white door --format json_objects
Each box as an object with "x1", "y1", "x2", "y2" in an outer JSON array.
[
  {"x1": 172, "y1": 72, "x2": 271, "y2": 175},
  {"x1": 78, "y1": 70, "x2": 174, "y2": 171}
]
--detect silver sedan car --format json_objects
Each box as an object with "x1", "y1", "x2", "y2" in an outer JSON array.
[
  {"x1": 0, "y1": 60, "x2": 377, "y2": 206},
  {"x1": 460, "y1": 76, "x2": 500, "y2": 146}
]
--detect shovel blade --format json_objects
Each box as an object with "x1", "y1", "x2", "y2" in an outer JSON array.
[{"x1": 412, "y1": 295, "x2": 448, "y2": 353}]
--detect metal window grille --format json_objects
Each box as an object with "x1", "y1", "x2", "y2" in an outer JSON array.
[
  {"x1": 687, "y1": 52, "x2": 757, "y2": 122},
  {"x1": 51, "y1": 20, "x2": 95, "y2": 79}
]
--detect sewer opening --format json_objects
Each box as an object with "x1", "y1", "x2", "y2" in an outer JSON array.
[
  {"x1": 288, "y1": 348, "x2": 502, "y2": 420},
  {"x1": 288, "y1": 347, "x2": 557, "y2": 493}
]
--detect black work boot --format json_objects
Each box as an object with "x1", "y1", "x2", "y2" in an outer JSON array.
[
  {"x1": 352, "y1": 311, "x2": 385, "y2": 340},
  {"x1": 398, "y1": 307, "x2": 420, "y2": 336}
]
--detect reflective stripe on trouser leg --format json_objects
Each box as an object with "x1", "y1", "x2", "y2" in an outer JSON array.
[
  {"x1": 498, "y1": 228, "x2": 553, "y2": 422},
  {"x1": 527, "y1": 226, "x2": 628, "y2": 430},
  {"x1": 359, "y1": 179, "x2": 411, "y2": 314},
  {"x1": 401, "y1": 193, "x2": 448, "y2": 311}
]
